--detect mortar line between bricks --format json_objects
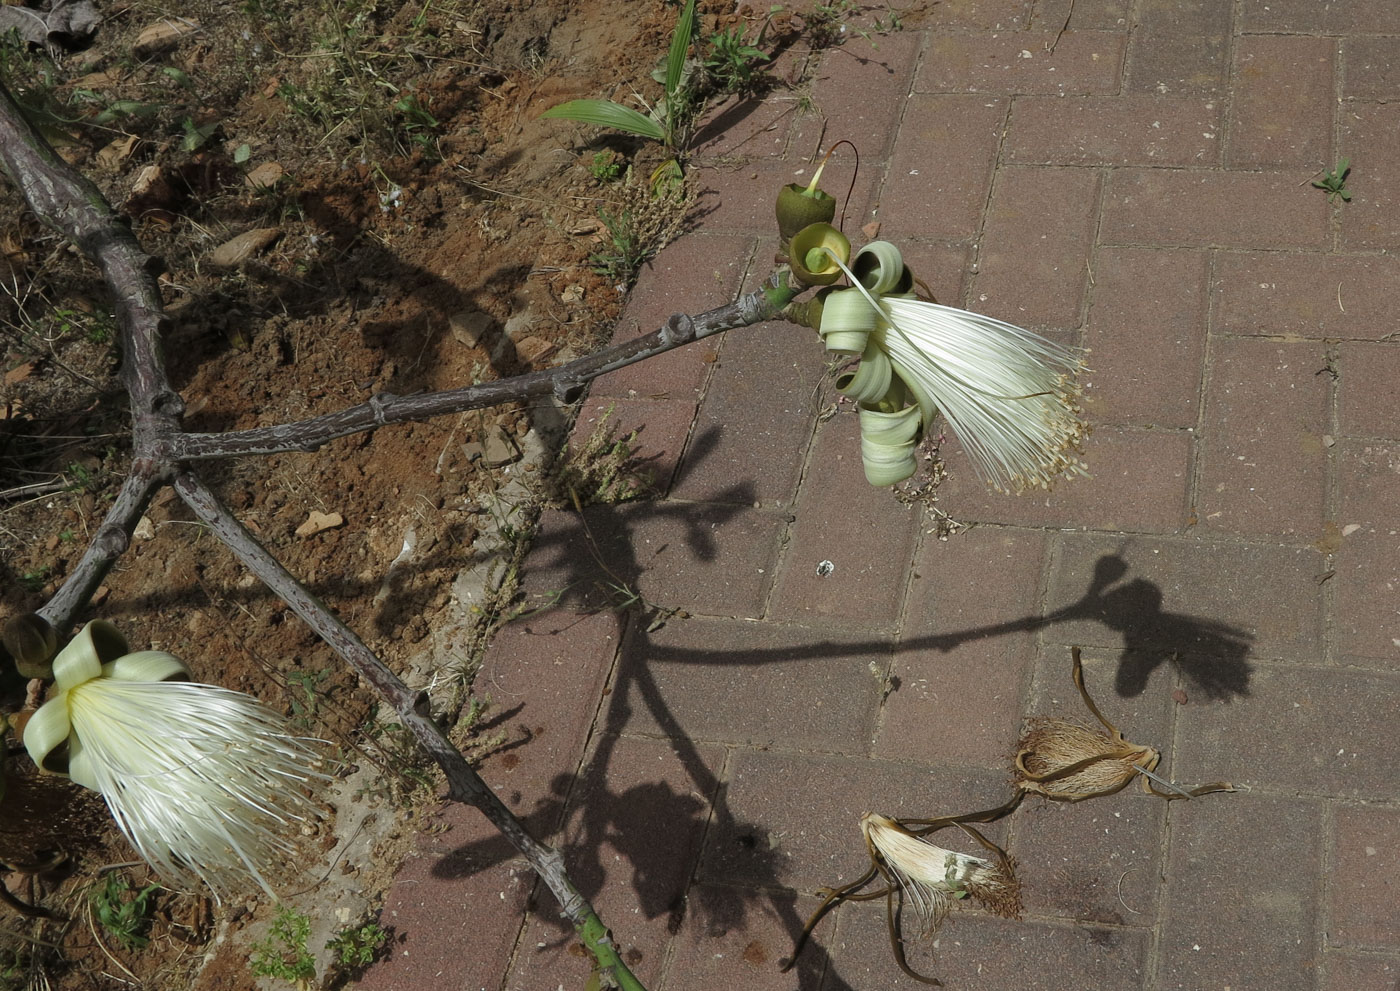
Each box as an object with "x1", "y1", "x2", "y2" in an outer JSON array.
[
  {"x1": 1002, "y1": 528, "x2": 1065, "y2": 861},
  {"x1": 664, "y1": 231, "x2": 754, "y2": 500},
  {"x1": 1122, "y1": 0, "x2": 1142, "y2": 94},
  {"x1": 1154, "y1": 588, "x2": 1192, "y2": 990},
  {"x1": 1320, "y1": 338, "x2": 1341, "y2": 668},
  {"x1": 964, "y1": 97, "x2": 1016, "y2": 308},
  {"x1": 656, "y1": 743, "x2": 738, "y2": 991},
  {"x1": 1081, "y1": 163, "x2": 1108, "y2": 350},
  {"x1": 1318, "y1": 797, "x2": 1340, "y2": 985},
  {"x1": 1144, "y1": 771, "x2": 1177, "y2": 989},
  {"x1": 1329, "y1": 31, "x2": 1344, "y2": 254},
  {"x1": 1219, "y1": 0, "x2": 1241, "y2": 168},
  {"x1": 1188, "y1": 247, "x2": 1220, "y2": 529}
]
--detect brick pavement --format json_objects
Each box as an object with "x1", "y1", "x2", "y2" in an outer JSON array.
[{"x1": 360, "y1": 3, "x2": 1400, "y2": 989}]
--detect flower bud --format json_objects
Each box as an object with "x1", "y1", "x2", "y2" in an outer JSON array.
[
  {"x1": 775, "y1": 182, "x2": 836, "y2": 241},
  {"x1": 3, "y1": 613, "x2": 58, "y2": 679}
]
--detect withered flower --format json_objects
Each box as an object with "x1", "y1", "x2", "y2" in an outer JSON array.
[
  {"x1": 862, "y1": 813, "x2": 1023, "y2": 930},
  {"x1": 783, "y1": 800, "x2": 1023, "y2": 986},
  {"x1": 1015, "y1": 715, "x2": 1158, "y2": 801},
  {"x1": 1015, "y1": 647, "x2": 1233, "y2": 801}
]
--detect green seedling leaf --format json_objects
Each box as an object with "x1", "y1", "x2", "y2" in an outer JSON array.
[
  {"x1": 539, "y1": 99, "x2": 665, "y2": 142},
  {"x1": 161, "y1": 66, "x2": 195, "y2": 91},
  {"x1": 1311, "y1": 157, "x2": 1352, "y2": 204},
  {"x1": 665, "y1": 0, "x2": 698, "y2": 98}
]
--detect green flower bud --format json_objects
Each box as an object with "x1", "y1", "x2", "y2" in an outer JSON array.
[{"x1": 776, "y1": 182, "x2": 836, "y2": 242}]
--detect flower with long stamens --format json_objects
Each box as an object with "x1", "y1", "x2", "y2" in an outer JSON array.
[
  {"x1": 22, "y1": 621, "x2": 328, "y2": 901},
  {"x1": 812, "y1": 241, "x2": 1089, "y2": 492},
  {"x1": 861, "y1": 813, "x2": 1022, "y2": 935}
]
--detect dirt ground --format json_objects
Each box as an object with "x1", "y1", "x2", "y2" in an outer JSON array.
[{"x1": 0, "y1": 0, "x2": 927, "y2": 986}]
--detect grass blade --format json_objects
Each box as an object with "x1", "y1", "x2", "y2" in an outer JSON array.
[{"x1": 539, "y1": 99, "x2": 665, "y2": 142}]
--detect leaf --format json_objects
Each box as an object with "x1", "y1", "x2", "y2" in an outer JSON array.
[
  {"x1": 539, "y1": 100, "x2": 664, "y2": 142},
  {"x1": 665, "y1": 0, "x2": 698, "y2": 99},
  {"x1": 233, "y1": 143, "x2": 251, "y2": 164}
]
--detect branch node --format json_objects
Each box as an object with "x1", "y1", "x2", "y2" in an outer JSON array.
[
  {"x1": 553, "y1": 378, "x2": 585, "y2": 405},
  {"x1": 369, "y1": 392, "x2": 396, "y2": 426},
  {"x1": 660, "y1": 313, "x2": 695, "y2": 346}
]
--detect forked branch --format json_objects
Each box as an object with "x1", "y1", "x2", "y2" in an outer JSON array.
[{"x1": 0, "y1": 77, "x2": 797, "y2": 989}]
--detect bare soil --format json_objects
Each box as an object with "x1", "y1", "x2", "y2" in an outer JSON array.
[{"x1": 0, "y1": 0, "x2": 929, "y2": 986}]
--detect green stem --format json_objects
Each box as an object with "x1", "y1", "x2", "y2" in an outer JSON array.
[{"x1": 577, "y1": 910, "x2": 647, "y2": 991}]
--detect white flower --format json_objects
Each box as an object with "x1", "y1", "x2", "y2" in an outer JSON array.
[
  {"x1": 861, "y1": 813, "x2": 1021, "y2": 934},
  {"x1": 876, "y1": 298, "x2": 1089, "y2": 493},
  {"x1": 816, "y1": 242, "x2": 1090, "y2": 492},
  {"x1": 23, "y1": 621, "x2": 327, "y2": 901}
]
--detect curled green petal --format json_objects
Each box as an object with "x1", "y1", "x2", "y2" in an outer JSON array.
[
  {"x1": 852, "y1": 240, "x2": 906, "y2": 294},
  {"x1": 68, "y1": 739, "x2": 99, "y2": 791},
  {"x1": 887, "y1": 354, "x2": 940, "y2": 427},
  {"x1": 836, "y1": 343, "x2": 893, "y2": 404},
  {"x1": 21, "y1": 694, "x2": 74, "y2": 775},
  {"x1": 51, "y1": 620, "x2": 128, "y2": 690},
  {"x1": 820, "y1": 288, "x2": 879, "y2": 354},
  {"x1": 789, "y1": 223, "x2": 850, "y2": 287},
  {"x1": 859, "y1": 403, "x2": 923, "y2": 486}
]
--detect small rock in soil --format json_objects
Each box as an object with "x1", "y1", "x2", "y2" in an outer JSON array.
[
  {"x1": 295, "y1": 510, "x2": 344, "y2": 537},
  {"x1": 209, "y1": 227, "x2": 281, "y2": 269},
  {"x1": 133, "y1": 18, "x2": 201, "y2": 56},
  {"x1": 244, "y1": 162, "x2": 285, "y2": 190},
  {"x1": 449, "y1": 309, "x2": 494, "y2": 347},
  {"x1": 482, "y1": 426, "x2": 520, "y2": 467}
]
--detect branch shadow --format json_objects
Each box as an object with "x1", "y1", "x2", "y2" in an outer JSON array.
[{"x1": 410, "y1": 454, "x2": 1254, "y2": 988}]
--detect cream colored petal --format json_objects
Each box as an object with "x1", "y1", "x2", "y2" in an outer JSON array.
[{"x1": 21, "y1": 693, "x2": 74, "y2": 775}]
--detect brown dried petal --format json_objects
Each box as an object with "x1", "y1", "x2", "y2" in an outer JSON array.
[{"x1": 1014, "y1": 717, "x2": 1158, "y2": 801}]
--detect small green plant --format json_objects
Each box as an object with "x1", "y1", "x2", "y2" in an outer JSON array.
[
  {"x1": 65, "y1": 461, "x2": 96, "y2": 491},
  {"x1": 286, "y1": 667, "x2": 330, "y2": 730},
  {"x1": 392, "y1": 92, "x2": 440, "y2": 158},
  {"x1": 19, "y1": 567, "x2": 50, "y2": 592},
  {"x1": 1312, "y1": 158, "x2": 1352, "y2": 203},
  {"x1": 804, "y1": 0, "x2": 871, "y2": 48},
  {"x1": 589, "y1": 210, "x2": 649, "y2": 286},
  {"x1": 546, "y1": 404, "x2": 653, "y2": 507},
  {"x1": 588, "y1": 150, "x2": 623, "y2": 183},
  {"x1": 704, "y1": 26, "x2": 770, "y2": 94},
  {"x1": 250, "y1": 906, "x2": 316, "y2": 987},
  {"x1": 327, "y1": 921, "x2": 388, "y2": 969},
  {"x1": 91, "y1": 873, "x2": 160, "y2": 952},
  {"x1": 540, "y1": 0, "x2": 698, "y2": 154},
  {"x1": 179, "y1": 116, "x2": 219, "y2": 153}
]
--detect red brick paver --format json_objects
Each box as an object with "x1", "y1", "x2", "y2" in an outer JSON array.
[{"x1": 360, "y1": 5, "x2": 1400, "y2": 990}]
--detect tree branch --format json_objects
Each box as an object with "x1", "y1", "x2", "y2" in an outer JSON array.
[
  {"x1": 172, "y1": 289, "x2": 796, "y2": 461},
  {"x1": 173, "y1": 471, "x2": 643, "y2": 986},
  {"x1": 1, "y1": 72, "x2": 799, "y2": 990}
]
